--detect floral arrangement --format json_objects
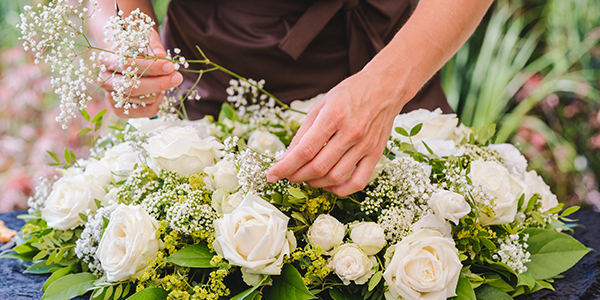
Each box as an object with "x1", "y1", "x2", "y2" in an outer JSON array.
[{"x1": 2, "y1": 1, "x2": 590, "y2": 300}]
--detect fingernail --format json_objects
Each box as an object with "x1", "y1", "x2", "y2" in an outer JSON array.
[
  {"x1": 267, "y1": 174, "x2": 280, "y2": 182},
  {"x1": 163, "y1": 62, "x2": 174, "y2": 73},
  {"x1": 171, "y1": 72, "x2": 183, "y2": 85}
]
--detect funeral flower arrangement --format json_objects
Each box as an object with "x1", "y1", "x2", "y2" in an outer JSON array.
[{"x1": 2, "y1": 1, "x2": 589, "y2": 300}]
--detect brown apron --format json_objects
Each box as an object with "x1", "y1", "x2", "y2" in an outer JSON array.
[{"x1": 162, "y1": 0, "x2": 451, "y2": 119}]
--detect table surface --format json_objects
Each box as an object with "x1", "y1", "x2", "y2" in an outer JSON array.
[{"x1": 1, "y1": 210, "x2": 600, "y2": 300}]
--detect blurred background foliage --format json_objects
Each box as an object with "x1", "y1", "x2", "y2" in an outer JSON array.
[{"x1": 0, "y1": 0, "x2": 598, "y2": 211}]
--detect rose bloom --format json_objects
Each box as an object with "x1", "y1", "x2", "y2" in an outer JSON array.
[
  {"x1": 428, "y1": 190, "x2": 470, "y2": 225},
  {"x1": 391, "y1": 108, "x2": 458, "y2": 145},
  {"x1": 97, "y1": 204, "x2": 161, "y2": 282},
  {"x1": 469, "y1": 159, "x2": 524, "y2": 226},
  {"x1": 247, "y1": 130, "x2": 286, "y2": 156},
  {"x1": 282, "y1": 93, "x2": 324, "y2": 125},
  {"x1": 213, "y1": 193, "x2": 296, "y2": 285},
  {"x1": 416, "y1": 139, "x2": 465, "y2": 157},
  {"x1": 84, "y1": 142, "x2": 141, "y2": 187},
  {"x1": 328, "y1": 243, "x2": 377, "y2": 285},
  {"x1": 143, "y1": 126, "x2": 223, "y2": 177},
  {"x1": 204, "y1": 159, "x2": 240, "y2": 192},
  {"x1": 412, "y1": 213, "x2": 452, "y2": 238},
  {"x1": 383, "y1": 229, "x2": 461, "y2": 300},
  {"x1": 307, "y1": 214, "x2": 346, "y2": 252},
  {"x1": 349, "y1": 222, "x2": 386, "y2": 255},
  {"x1": 522, "y1": 170, "x2": 559, "y2": 212},
  {"x1": 41, "y1": 173, "x2": 105, "y2": 230},
  {"x1": 487, "y1": 143, "x2": 528, "y2": 177}
]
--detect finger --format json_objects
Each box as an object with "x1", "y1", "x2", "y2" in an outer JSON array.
[
  {"x1": 127, "y1": 92, "x2": 159, "y2": 104},
  {"x1": 286, "y1": 132, "x2": 355, "y2": 183},
  {"x1": 277, "y1": 100, "x2": 324, "y2": 162},
  {"x1": 327, "y1": 153, "x2": 381, "y2": 197},
  {"x1": 100, "y1": 71, "x2": 183, "y2": 96},
  {"x1": 267, "y1": 109, "x2": 335, "y2": 181},
  {"x1": 304, "y1": 143, "x2": 364, "y2": 188}
]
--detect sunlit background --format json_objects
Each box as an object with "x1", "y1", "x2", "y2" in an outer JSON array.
[{"x1": 0, "y1": 0, "x2": 598, "y2": 212}]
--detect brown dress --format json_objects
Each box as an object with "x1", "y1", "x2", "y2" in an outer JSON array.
[{"x1": 161, "y1": 0, "x2": 451, "y2": 119}]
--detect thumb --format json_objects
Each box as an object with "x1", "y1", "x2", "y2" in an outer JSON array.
[{"x1": 149, "y1": 29, "x2": 167, "y2": 58}]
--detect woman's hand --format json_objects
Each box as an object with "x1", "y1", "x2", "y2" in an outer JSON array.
[
  {"x1": 99, "y1": 29, "x2": 183, "y2": 118},
  {"x1": 266, "y1": 70, "x2": 406, "y2": 197}
]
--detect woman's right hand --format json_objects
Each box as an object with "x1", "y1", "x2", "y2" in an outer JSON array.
[{"x1": 99, "y1": 29, "x2": 183, "y2": 118}]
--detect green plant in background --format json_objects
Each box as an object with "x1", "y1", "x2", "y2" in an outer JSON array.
[{"x1": 442, "y1": 0, "x2": 599, "y2": 143}]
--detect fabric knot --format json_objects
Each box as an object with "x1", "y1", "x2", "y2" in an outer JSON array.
[{"x1": 343, "y1": 0, "x2": 360, "y2": 11}]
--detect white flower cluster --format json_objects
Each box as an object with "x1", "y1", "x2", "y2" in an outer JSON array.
[
  {"x1": 75, "y1": 204, "x2": 118, "y2": 274},
  {"x1": 493, "y1": 233, "x2": 531, "y2": 274},
  {"x1": 226, "y1": 79, "x2": 283, "y2": 127},
  {"x1": 26, "y1": 175, "x2": 56, "y2": 213},
  {"x1": 378, "y1": 206, "x2": 416, "y2": 243},
  {"x1": 18, "y1": 0, "x2": 100, "y2": 128},
  {"x1": 102, "y1": 8, "x2": 155, "y2": 115},
  {"x1": 235, "y1": 149, "x2": 276, "y2": 195},
  {"x1": 167, "y1": 199, "x2": 217, "y2": 236}
]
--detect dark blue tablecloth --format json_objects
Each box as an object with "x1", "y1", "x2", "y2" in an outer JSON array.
[{"x1": 2, "y1": 210, "x2": 600, "y2": 300}]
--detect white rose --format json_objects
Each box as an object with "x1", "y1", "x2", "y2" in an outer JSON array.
[
  {"x1": 469, "y1": 159, "x2": 524, "y2": 225},
  {"x1": 213, "y1": 193, "x2": 296, "y2": 282},
  {"x1": 41, "y1": 174, "x2": 105, "y2": 230},
  {"x1": 416, "y1": 139, "x2": 465, "y2": 157},
  {"x1": 99, "y1": 142, "x2": 141, "y2": 184},
  {"x1": 283, "y1": 94, "x2": 324, "y2": 124},
  {"x1": 328, "y1": 243, "x2": 377, "y2": 285},
  {"x1": 97, "y1": 204, "x2": 161, "y2": 282},
  {"x1": 522, "y1": 170, "x2": 559, "y2": 212},
  {"x1": 349, "y1": 222, "x2": 386, "y2": 255},
  {"x1": 102, "y1": 186, "x2": 120, "y2": 206},
  {"x1": 180, "y1": 118, "x2": 212, "y2": 138},
  {"x1": 204, "y1": 159, "x2": 240, "y2": 192},
  {"x1": 83, "y1": 158, "x2": 113, "y2": 187},
  {"x1": 307, "y1": 214, "x2": 346, "y2": 252},
  {"x1": 487, "y1": 143, "x2": 528, "y2": 177},
  {"x1": 391, "y1": 108, "x2": 458, "y2": 145},
  {"x1": 428, "y1": 190, "x2": 470, "y2": 225},
  {"x1": 247, "y1": 130, "x2": 286, "y2": 156},
  {"x1": 221, "y1": 192, "x2": 244, "y2": 215},
  {"x1": 143, "y1": 126, "x2": 223, "y2": 177},
  {"x1": 412, "y1": 213, "x2": 452, "y2": 237},
  {"x1": 128, "y1": 116, "x2": 181, "y2": 133},
  {"x1": 210, "y1": 188, "x2": 231, "y2": 215},
  {"x1": 383, "y1": 229, "x2": 461, "y2": 300}
]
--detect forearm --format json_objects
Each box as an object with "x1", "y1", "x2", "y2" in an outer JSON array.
[
  {"x1": 362, "y1": 0, "x2": 494, "y2": 112},
  {"x1": 88, "y1": 0, "x2": 157, "y2": 48}
]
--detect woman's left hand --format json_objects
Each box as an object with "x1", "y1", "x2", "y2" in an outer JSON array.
[{"x1": 266, "y1": 70, "x2": 406, "y2": 197}]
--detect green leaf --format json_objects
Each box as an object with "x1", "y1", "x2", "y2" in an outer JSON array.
[
  {"x1": 329, "y1": 289, "x2": 362, "y2": 300},
  {"x1": 288, "y1": 188, "x2": 306, "y2": 199},
  {"x1": 524, "y1": 228, "x2": 589, "y2": 280},
  {"x1": 42, "y1": 272, "x2": 97, "y2": 300},
  {"x1": 530, "y1": 280, "x2": 554, "y2": 293},
  {"x1": 474, "y1": 284, "x2": 512, "y2": 300},
  {"x1": 410, "y1": 123, "x2": 423, "y2": 136},
  {"x1": 47, "y1": 151, "x2": 61, "y2": 163},
  {"x1": 166, "y1": 244, "x2": 213, "y2": 268},
  {"x1": 91, "y1": 287, "x2": 105, "y2": 299},
  {"x1": 263, "y1": 264, "x2": 316, "y2": 300},
  {"x1": 104, "y1": 285, "x2": 114, "y2": 300},
  {"x1": 77, "y1": 128, "x2": 92, "y2": 136},
  {"x1": 32, "y1": 250, "x2": 49, "y2": 261},
  {"x1": 516, "y1": 271, "x2": 535, "y2": 289},
  {"x1": 231, "y1": 275, "x2": 270, "y2": 300},
  {"x1": 79, "y1": 213, "x2": 88, "y2": 223},
  {"x1": 450, "y1": 273, "x2": 476, "y2": 300},
  {"x1": 480, "y1": 238, "x2": 496, "y2": 250},
  {"x1": 123, "y1": 284, "x2": 131, "y2": 298},
  {"x1": 81, "y1": 109, "x2": 91, "y2": 122},
  {"x1": 395, "y1": 127, "x2": 409, "y2": 137},
  {"x1": 218, "y1": 103, "x2": 236, "y2": 122},
  {"x1": 64, "y1": 148, "x2": 72, "y2": 165},
  {"x1": 368, "y1": 271, "x2": 382, "y2": 291},
  {"x1": 561, "y1": 206, "x2": 580, "y2": 217},
  {"x1": 42, "y1": 264, "x2": 75, "y2": 292},
  {"x1": 24, "y1": 261, "x2": 64, "y2": 274},
  {"x1": 291, "y1": 212, "x2": 308, "y2": 225},
  {"x1": 114, "y1": 284, "x2": 123, "y2": 300},
  {"x1": 125, "y1": 288, "x2": 169, "y2": 300},
  {"x1": 92, "y1": 109, "x2": 107, "y2": 123}
]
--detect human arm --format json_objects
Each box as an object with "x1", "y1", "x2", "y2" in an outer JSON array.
[
  {"x1": 88, "y1": 0, "x2": 182, "y2": 118},
  {"x1": 267, "y1": 0, "x2": 495, "y2": 196}
]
